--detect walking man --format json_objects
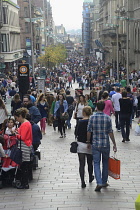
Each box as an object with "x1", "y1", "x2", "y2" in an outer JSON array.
[
  {"x1": 87, "y1": 101, "x2": 117, "y2": 192},
  {"x1": 112, "y1": 87, "x2": 122, "y2": 131}
]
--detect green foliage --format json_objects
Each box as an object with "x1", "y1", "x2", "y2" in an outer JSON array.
[{"x1": 38, "y1": 44, "x2": 67, "y2": 69}]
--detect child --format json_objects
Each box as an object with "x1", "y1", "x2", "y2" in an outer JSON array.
[
  {"x1": 0, "y1": 135, "x2": 6, "y2": 157},
  {"x1": 5, "y1": 118, "x2": 16, "y2": 135}
]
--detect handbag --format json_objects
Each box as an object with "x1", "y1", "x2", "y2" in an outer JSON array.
[
  {"x1": 53, "y1": 119, "x2": 58, "y2": 128},
  {"x1": 73, "y1": 103, "x2": 78, "y2": 119},
  {"x1": 135, "y1": 124, "x2": 140, "y2": 136},
  {"x1": 10, "y1": 139, "x2": 22, "y2": 165},
  {"x1": 60, "y1": 112, "x2": 69, "y2": 120},
  {"x1": 70, "y1": 141, "x2": 78, "y2": 153},
  {"x1": 108, "y1": 155, "x2": 120, "y2": 180}
]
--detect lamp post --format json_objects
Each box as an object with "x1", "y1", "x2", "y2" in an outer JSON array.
[
  {"x1": 126, "y1": 17, "x2": 129, "y2": 86},
  {"x1": 115, "y1": 6, "x2": 120, "y2": 81},
  {"x1": 116, "y1": 24, "x2": 119, "y2": 81},
  {"x1": 29, "y1": 0, "x2": 35, "y2": 79}
]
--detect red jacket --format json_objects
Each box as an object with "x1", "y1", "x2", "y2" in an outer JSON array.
[{"x1": 17, "y1": 121, "x2": 32, "y2": 146}]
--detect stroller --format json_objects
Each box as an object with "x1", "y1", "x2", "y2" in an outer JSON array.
[{"x1": 0, "y1": 134, "x2": 22, "y2": 188}]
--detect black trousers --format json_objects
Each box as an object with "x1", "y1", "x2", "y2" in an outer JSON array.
[
  {"x1": 20, "y1": 161, "x2": 30, "y2": 185},
  {"x1": 115, "y1": 111, "x2": 120, "y2": 130},
  {"x1": 120, "y1": 114, "x2": 131, "y2": 140},
  {"x1": 58, "y1": 117, "x2": 65, "y2": 136},
  {"x1": 78, "y1": 153, "x2": 93, "y2": 183}
]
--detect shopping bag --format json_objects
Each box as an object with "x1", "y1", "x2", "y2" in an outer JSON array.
[
  {"x1": 108, "y1": 156, "x2": 120, "y2": 180},
  {"x1": 135, "y1": 124, "x2": 140, "y2": 136}
]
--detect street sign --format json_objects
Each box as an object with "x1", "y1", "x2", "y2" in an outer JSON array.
[
  {"x1": 37, "y1": 79, "x2": 45, "y2": 93},
  {"x1": 18, "y1": 63, "x2": 29, "y2": 97}
]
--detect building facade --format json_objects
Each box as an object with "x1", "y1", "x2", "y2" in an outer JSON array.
[
  {"x1": 0, "y1": 0, "x2": 23, "y2": 73},
  {"x1": 83, "y1": 0, "x2": 140, "y2": 71},
  {"x1": 82, "y1": 0, "x2": 94, "y2": 55},
  {"x1": 133, "y1": 1, "x2": 140, "y2": 70}
]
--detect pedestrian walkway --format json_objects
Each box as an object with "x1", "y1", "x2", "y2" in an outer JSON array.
[
  {"x1": 0, "y1": 116, "x2": 139, "y2": 210},
  {"x1": 1, "y1": 88, "x2": 140, "y2": 210}
]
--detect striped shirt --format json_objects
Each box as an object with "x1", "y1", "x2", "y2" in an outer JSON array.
[{"x1": 87, "y1": 112, "x2": 113, "y2": 148}]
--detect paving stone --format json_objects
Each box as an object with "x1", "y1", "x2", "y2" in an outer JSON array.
[{"x1": 2, "y1": 88, "x2": 140, "y2": 209}]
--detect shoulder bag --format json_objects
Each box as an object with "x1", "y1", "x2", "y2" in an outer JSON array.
[
  {"x1": 60, "y1": 112, "x2": 69, "y2": 121},
  {"x1": 10, "y1": 139, "x2": 22, "y2": 165}
]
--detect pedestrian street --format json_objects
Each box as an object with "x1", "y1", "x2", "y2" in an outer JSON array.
[{"x1": 0, "y1": 102, "x2": 140, "y2": 210}]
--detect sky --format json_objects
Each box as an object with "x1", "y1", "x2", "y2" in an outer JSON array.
[
  {"x1": 50, "y1": 0, "x2": 83, "y2": 31},
  {"x1": 12, "y1": 0, "x2": 83, "y2": 31}
]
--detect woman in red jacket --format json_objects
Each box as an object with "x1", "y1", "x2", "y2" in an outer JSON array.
[{"x1": 14, "y1": 108, "x2": 32, "y2": 189}]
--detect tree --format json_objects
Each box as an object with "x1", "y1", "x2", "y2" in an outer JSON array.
[{"x1": 38, "y1": 44, "x2": 67, "y2": 69}]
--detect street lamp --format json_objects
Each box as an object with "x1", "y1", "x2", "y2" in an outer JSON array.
[
  {"x1": 115, "y1": 6, "x2": 120, "y2": 81},
  {"x1": 29, "y1": 0, "x2": 35, "y2": 79},
  {"x1": 115, "y1": 5, "x2": 126, "y2": 82}
]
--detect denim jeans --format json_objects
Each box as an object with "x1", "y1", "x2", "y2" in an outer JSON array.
[
  {"x1": 66, "y1": 117, "x2": 71, "y2": 128},
  {"x1": 92, "y1": 146, "x2": 110, "y2": 186}
]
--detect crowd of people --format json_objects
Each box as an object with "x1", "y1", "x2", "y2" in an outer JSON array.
[{"x1": 0, "y1": 52, "x2": 140, "y2": 191}]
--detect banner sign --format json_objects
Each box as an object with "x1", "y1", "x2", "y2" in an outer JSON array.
[
  {"x1": 18, "y1": 64, "x2": 29, "y2": 97},
  {"x1": 37, "y1": 79, "x2": 45, "y2": 93}
]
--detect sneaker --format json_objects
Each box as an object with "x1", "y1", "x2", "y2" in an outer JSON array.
[
  {"x1": 102, "y1": 183, "x2": 109, "y2": 188},
  {"x1": 117, "y1": 129, "x2": 121, "y2": 132},
  {"x1": 95, "y1": 185, "x2": 102, "y2": 192},
  {"x1": 64, "y1": 133, "x2": 66, "y2": 138},
  {"x1": 59, "y1": 135, "x2": 63, "y2": 138},
  {"x1": 126, "y1": 139, "x2": 130, "y2": 141},
  {"x1": 122, "y1": 139, "x2": 125, "y2": 143}
]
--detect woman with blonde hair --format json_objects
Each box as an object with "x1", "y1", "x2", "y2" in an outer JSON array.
[
  {"x1": 37, "y1": 93, "x2": 49, "y2": 134},
  {"x1": 75, "y1": 106, "x2": 94, "y2": 188},
  {"x1": 11, "y1": 93, "x2": 22, "y2": 115},
  {"x1": 0, "y1": 99, "x2": 8, "y2": 129}
]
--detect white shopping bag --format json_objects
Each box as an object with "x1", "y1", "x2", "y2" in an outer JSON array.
[{"x1": 135, "y1": 124, "x2": 140, "y2": 136}]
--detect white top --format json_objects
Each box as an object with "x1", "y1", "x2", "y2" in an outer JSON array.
[
  {"x1": 5, "y1": 126, "x2": 16, "y2": 135},
  {"x1": 112, "y1": 93, "x2": 122, "y2": 111},
  {"x1": 75, "y1": 103, "x2": 85, "y2": 118},
  {"x1": 0, "y1": 143, "x2": 5, "y2": 157}
]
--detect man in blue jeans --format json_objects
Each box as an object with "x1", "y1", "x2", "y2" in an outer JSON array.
[{"x1": 87, "y1": 101, "x2": 117, "y2": 192}]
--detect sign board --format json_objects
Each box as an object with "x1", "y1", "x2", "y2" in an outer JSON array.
[
  {"x1": 18, "y1": 63, "x2": 29, "y2": 97},
  {"x1": 37, "y1": 79, "x2": 45, "y2": 93},
  {"x1": 40, "y1": 68, "x2": 46, "y2": 79}
]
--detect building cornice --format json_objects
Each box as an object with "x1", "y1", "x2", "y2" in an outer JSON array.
[{"x1": 3, "y1": 0, "x2": 20, "y2": 9}]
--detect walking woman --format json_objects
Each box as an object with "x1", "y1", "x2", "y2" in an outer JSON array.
[
  {"x1": 119, "y1": 91, "x2": 132, "y2": 142},
  {"x1": 54, "y1": 94, "x2": 68, "y2": 138},
  {"x1": 11, "y1": 93, "x2": 22, "y2": 116},
  {"x1": 85, "y1": 94, "x2": 94, "y2": 110},
  {"x1": 102, "y1": 91, "x2": 114, "y2": 116},
  {"x1": 74, "y1": 95, "x2": 87, "y2": 124},
  {"x1": 37, "y1": 94, "x2": 49, "y2": 135},
  {"x1": 14, "y1": 108, "x2": 32, "y2": 189},
  {"x1": 0, "y1": 99, "x2": 8, "y2": 130},
  {"x1": 76, "y1": 106, "x2": 94, "y2": 188}
]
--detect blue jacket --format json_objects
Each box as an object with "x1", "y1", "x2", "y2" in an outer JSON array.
[
  {"x1": 37, "y1": 102, "x2": 48, "y2": 118},
  {"x1": 28, "y1": 105, "x2": 42, "y2": 124},
  {"x1": 54, "y1": 100, "x2": 68, "y2": 117},
  {"x1": 32, "y1": 123, "x2": 42, "y2": 144}
]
